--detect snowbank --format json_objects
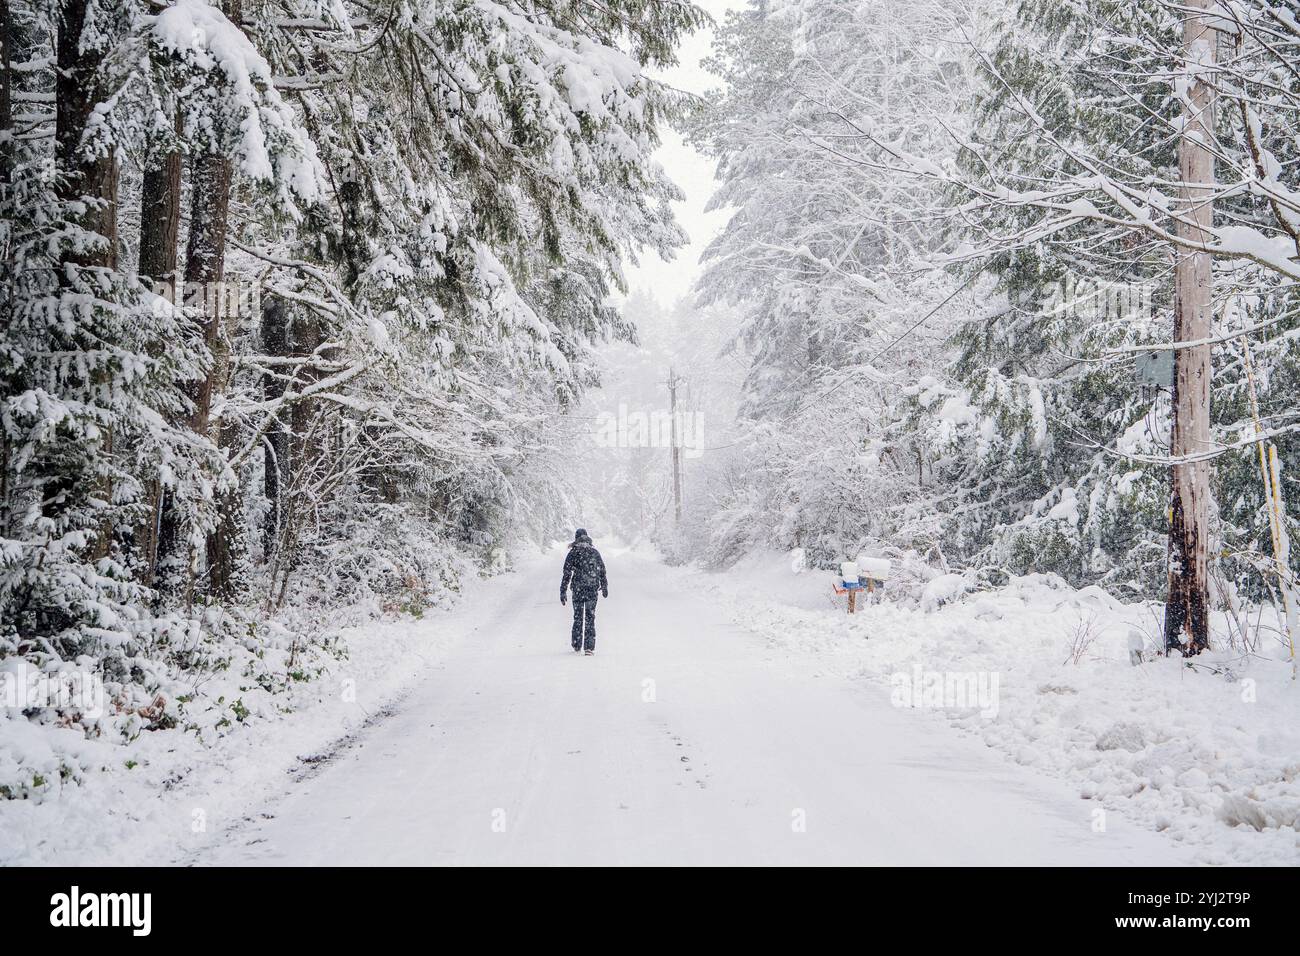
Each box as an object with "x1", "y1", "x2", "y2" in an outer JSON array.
[
  {"x1": 0, "y1": 569, "x2": 501, "y2": 866},
  {"x1": 687, "y1": 551, "x2": 1300, "y2": 865},
  {"x1": 921, "y1": 573, "x2": 969, "y2": 612}
]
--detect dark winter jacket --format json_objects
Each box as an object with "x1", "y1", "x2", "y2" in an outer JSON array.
[{"x1": 561, "y1": 537, "x2": 608, "y2": 600}]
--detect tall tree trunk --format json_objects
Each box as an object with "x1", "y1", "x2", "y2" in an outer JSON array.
[
  {"x1": 185, "y1": 147, "x2": 239, "y2": 600},
  {"x1": 207, "y1": 416, "x2": 246, "y2": 600},
  {"x1": 137, "y1": 116, "x2": 184, "y2": 587},
  {"x1": 138, "y1": 129, "x2": 183, "y2": 297},
  {"x1": 1165, "y1": 0, "x2": 1216, "y2": 656},
  {"x1": 56, "y1": 0, "x2": 116, "y2": 271},
  {"x1": 261, "y1": 296, "x2": 289, "y2": 558},
  {"x1": 183, "y1": 152, "x2": 233, "y2": 437},
  {"x1": 155, "y1": 149, "x2": 234, "y2": 601},
  {"x1": 155, "y1": 0, "x2": 244, "y2": 603},
  {"x1": 1, "y1": 0, "x2": 13, "y2": 544},
  {"x1": 268, "y1": 302, "x2": 322, "y2": 589},
  {"x1": 289, "y1": 305, "x2": 321, "y2": 483},
  {"x1": 55, "y1": 0, "x2": 117, "y2": 560},
  {"x1": 0, "y1": 0, "x2": 11, "y2": 173}
]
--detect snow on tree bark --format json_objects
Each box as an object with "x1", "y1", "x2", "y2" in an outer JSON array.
[{"x1": 56, "y1": 0, "x2": 117, "y2": 271}]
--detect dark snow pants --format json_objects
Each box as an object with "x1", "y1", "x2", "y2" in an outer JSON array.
[{"x1": 571, "y1": 592, "x2": 598, "y2": 651}]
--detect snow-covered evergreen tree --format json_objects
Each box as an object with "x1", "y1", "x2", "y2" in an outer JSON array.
[
  {"x1": 0, "y1": 0, "x2": 223, "y2": 661},
  {"x1": 0, "y1": 0, "x2": 705, "y2": 772},
  {"x1": 908, "y1": 0, "x2": 1300, "y2": 598},
  {"x1": 690, "y1": 0, "x2": 1300, "y2": 608},
  {"x1": 686, "y1": 0, "x2": 979, "y2": 567}
]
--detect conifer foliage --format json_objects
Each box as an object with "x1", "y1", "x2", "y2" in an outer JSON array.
[
  {"x1": 0, "y1": 0, "x2": 704, "y2": 741},
  {"x1": 691, "y1": 0, "x2": 1300, "y2": 617}
]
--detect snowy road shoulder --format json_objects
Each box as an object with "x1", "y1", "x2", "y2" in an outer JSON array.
[
  {"x1": 684, "y1": 552, "x2": 1300, "y2": 866},
  {"x1": 0, "y1": 566, "x2": 508, "y2": 866}
]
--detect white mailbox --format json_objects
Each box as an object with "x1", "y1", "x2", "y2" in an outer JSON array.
[{"x1": 857, "y1": 556, "x2": 892, "y2": 582}]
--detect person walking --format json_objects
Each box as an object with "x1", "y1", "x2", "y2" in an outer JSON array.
[{"x1": 560, "y1": 528, "x2": 608, "y2": 655}]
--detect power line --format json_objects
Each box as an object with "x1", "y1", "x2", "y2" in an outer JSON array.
[{"x1": 695, "y1": 271, "x2": 981, "y2": 452}]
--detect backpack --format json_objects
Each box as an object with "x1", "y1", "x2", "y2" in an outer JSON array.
[{"x1": 570, "y1": 545, "x2": 602, "y2": 592}]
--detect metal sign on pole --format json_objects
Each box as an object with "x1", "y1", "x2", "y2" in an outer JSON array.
[{"x1": 1134, "y1": 349, "x2": 1175, "y2": 390}]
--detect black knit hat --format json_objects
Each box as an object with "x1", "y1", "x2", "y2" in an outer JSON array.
[{"x1": 573, "y1": 527, "x2": 588, "y2": 541}]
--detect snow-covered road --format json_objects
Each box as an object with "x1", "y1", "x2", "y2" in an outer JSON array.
[{"x1": 195, "y1": 552, "x2": 1190, "y2": 866}]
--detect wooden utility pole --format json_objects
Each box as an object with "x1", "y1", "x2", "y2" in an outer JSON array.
[
  {"x1": 1166, "y1": 0, "x2": 1216, "y2": 656},
  {"x1": 666, "y1": 368, "x2": 682, "y2": 525}
]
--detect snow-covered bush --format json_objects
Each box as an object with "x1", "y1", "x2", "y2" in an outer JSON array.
[
  {"x1": 0, "y1": 601, "x2": 348, "y2": 800},
  {"x1": 921, "y1": 574, "x2": 971, "y2": 614},
  {"x1": 276, "y1": 505, "x2": 473, "y2": 622}
]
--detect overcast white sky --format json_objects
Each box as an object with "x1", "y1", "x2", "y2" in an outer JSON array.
[{"x1": 621, "y1": 0, "x2": 746, "y2": 308}]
